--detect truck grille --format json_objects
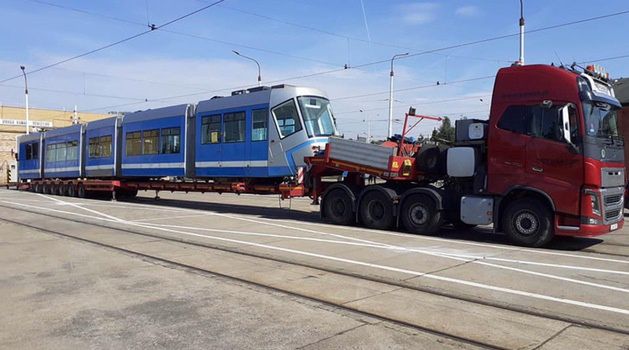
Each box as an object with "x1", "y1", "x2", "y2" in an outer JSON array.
[
  {"x1": 605, "y1": 209, "x2": 621, "y2": 221},
  {"x1": 601, "y1": 187, "x2": 624, "y2": 225},
  {"x1": 604, "y1": 194, "x2": 623, "y2": 206}
]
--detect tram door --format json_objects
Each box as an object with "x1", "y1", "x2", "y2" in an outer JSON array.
[{"x1": 248, "y1": 107, "x2": 270, "y2": 177}]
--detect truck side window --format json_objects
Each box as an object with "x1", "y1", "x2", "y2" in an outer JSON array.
[{"x1": 497, "y1": 106, "x2": 529, "y2": 134}]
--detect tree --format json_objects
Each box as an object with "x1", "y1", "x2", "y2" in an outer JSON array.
[{"x1": 431, "y1": 116, "x2": 455, "y2": 142}]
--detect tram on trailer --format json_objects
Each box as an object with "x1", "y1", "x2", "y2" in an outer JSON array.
[{"x1": 16, "y1": 84, "x2": 339, "y2": 185}]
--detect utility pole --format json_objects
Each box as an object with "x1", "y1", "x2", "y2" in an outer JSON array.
[
  {"x1": 20, "y1": 66, "x2": 29, "y2": 134},
  {"x1": 388, "y1": 53, "x2": 408, "y2": 138},
  {"x1": 518, "y1": 0, "x2": 525, "y2": 65}
]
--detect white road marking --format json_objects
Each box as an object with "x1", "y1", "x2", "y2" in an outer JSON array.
[
  {"x1": 3, "y1": 199, "x2": 629, "y2": 315},
  {"x1": 131, "y1": 214, "x2": 212, "y2": 222},
  {"x1": 36, "y1": 194, "x2": 125, "y2": 223},
  {"x1": 65, "y1": 195, "x2": 629, "y2": 265},
  {"x1": 142, "y1": 222, "x2": 629, "y2": 294}
]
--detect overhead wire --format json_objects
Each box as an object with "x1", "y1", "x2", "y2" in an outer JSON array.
[{"x1": 0, "y1": 0, "x2": 227, "y2": 84}]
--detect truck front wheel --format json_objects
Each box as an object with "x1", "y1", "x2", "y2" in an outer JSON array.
[
  {"x1": 401, "y1": 194, "x2": 442, "y2": 235},
  {"x1": 322, "y1": 189, "x2": 355, "y2": 225},
  {"x1": 503, "y1": 198, "x2": 553, "y2": 247}
]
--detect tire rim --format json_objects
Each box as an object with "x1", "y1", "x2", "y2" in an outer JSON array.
[
  {"x1": 368, "y1": 201, "x2": 385, "y2": 220},
  {"x1": 409, "y1": 204, "x2": 429, "y2": 226},
  {"x1": 332, "y1": 199, "x2": 346, "y2": 216},
  {"x1": 514, "y1": 211, "x2": 538, "y2": 236}
]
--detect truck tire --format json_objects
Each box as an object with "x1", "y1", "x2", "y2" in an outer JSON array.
[
  {"x1": 400, "y1": 194, "x2": 442, "y2": 235},
  {"x1": 77, "y1": 183, "x2": 86, "y2": 198},
  {"x1": 415, "y1": 146, "x2": 445, "y2": 175},
  {"x1": 68, "y1": 183, "x2": 76, "y2": 197},
  {"x1": 502, "y1": 198, "x2": 554, "y2": 247},
  {"x1": 358, "y1": 190, "x2": 394, "y2": 229},
  {"x1": 322, "y1": 189, "x2": 355, "y2": 225},
  {"x1": 35, "y1": 183, "x2": 42, "y2": 193}
]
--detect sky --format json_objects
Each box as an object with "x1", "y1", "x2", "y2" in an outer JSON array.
[{"x1": 1, "y1": 0, "x2": 628, "y2": 139}]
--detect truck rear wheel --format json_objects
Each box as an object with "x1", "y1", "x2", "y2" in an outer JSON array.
[
  {"x1": 358, "y1": 190, "x2": 395, "y2": 230},
  {"x1": 503, "y1": 198, "x2": 554, "y2": 247},
  {"x1": 401, "y1": 194, "x2": 442, "y2": 235},
  {"x1": 322, "y1": 189, "x2": 355, "y2": 225}
]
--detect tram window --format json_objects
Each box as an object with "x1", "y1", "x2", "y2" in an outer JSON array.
[
  {"x1": 46, "y1": 144, "x2": 56, "y2": 162},
  {"x1": 89, "y1": 137, "x2": 98, "y2": 157},
  {"x1": 224, "y1": 111, "x2": 246, "y2": 143},
  {"x1": 100, "y1": 135, "x2": 112, "y2": 157},
  {"x1": 252, "y1": 109, "x2": 268, "y2": 141},
  {"x1": 126, "y1": 131, "x2": 142, "y2": 156},
  {"x1": 202, "y1": 114, "x2": 221, "y2": 144},
  {"x1": 25, "y1": 144, "x2": 33, "y2": 160},
  {"x1": 160, "y1": 127, "x2": 181, "y2": 154},
  {"x1": 31, "y1": 143, "x2": 38, "y2": 160},
  {"x1": 143, "y1": 129, "x2": 159, "y2": 155},
  {"x1": 66, "y1": 141, "x2": 78, "y2": 161},
  {"x1": 272, "y1": 99, "x2": 302, "y2": 138}
]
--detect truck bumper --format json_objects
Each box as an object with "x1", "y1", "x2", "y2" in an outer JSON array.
[{"x1": 556, "y1": 219, "x2": 624, "y2": 237}]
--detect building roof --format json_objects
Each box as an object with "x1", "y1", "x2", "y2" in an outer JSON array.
[{"x1": 614, "y1": 78, "x2": 629, "y2": 106}]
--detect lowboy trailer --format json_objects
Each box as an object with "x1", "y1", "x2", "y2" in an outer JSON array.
[{"x1": 17, "y1": 63, "x2": 626, "y2": 247}]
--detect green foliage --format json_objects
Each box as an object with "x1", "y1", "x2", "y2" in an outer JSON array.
[{"x1": 430, "y1": 116, "x2": 455, "y2": 142}]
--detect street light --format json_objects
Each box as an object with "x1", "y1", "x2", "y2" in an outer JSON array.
[
  {"x1": 232, "y1": 50, "x2": 261, "y2": 86},
  {"x1": 388, "y1": 52, "x2": 408, "y2": 138},
  {"x1": 20, "y1": 66, "x2": 29, "y2": 134}
]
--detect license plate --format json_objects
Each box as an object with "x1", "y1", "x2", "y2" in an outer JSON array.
[{"x1": 610, "y1": 223, "x2": 618, "y2": 231}]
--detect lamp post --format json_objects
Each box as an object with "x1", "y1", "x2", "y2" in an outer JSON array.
[
  {"x1": 388, "y1": 53, "x2": 408, "y2": 138},
  {"x1": 20, "y1": 66, "x2": 29, "y2": 134},
  {"x1": 232, "y1": 50, "x2": 261, "y2": 86},
  {"x1": 518, "y1": 0, "x2": 525, "y2": 65}
]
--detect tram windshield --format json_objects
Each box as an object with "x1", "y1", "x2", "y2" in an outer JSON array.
[{"x1": 297, "y1": 96, "x2": 337, "y2": 137}]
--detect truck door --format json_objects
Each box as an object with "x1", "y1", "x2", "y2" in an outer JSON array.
[
  {"x1": 488, "y1": 105, "x2": 532, "y2": 194},
  {"x1": 525, "y1": 104, "x2": 582, "y2": 216}
]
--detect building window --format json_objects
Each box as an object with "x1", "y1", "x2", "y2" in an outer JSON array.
[
  {"x1": 126, "y1": 131, "x2": 142, "y2": 156},
  {"x1": 252, "y1": 109, "x2": 268, "y2": 141},
  {"x1": 272, "y1": 99, "x2": 302, "y2": 138},
  {"x1": 201, "y1": 115, "x2": 221, "y2": 144},
  {"x1": 142, "y1": 129, "x2": 159, "y2": 155},
  {"x1": 160, "y1": 127, "x2": 181, "y2": 154},
  {"x1": 224, "y1": 111, "x2": 246, "y2": 143}
]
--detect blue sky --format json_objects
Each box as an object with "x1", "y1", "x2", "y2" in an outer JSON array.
[{"x1": 1, "y1": 0, "x2": 628, "y2": 138}]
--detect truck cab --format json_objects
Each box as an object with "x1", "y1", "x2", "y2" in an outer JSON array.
[{"x1": 487, "y1": 64, "x2": 624, "y2": 246}]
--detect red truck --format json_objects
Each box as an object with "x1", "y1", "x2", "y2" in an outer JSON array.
[
  {"x1": 17, "y1": 63, "x2": 624, "y2": 248},
  {"x1": 313, "y1": 63, "x2": 625, "y2": 247}
]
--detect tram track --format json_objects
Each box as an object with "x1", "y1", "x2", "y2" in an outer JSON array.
[{"x1": 2, "y1": 202, "x2": 628, "y2": 343}]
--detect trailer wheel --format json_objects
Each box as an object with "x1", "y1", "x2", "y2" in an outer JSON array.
[
  {"x1": 322, "y1": 189, "x2": 355, "y2": 225},
  {"x1": 58, "y1": 183, "x2": 67, "y2": 196},
  {"x1": 34, "y1": 183, "x2": 42, "y2": 193},
  {"x1": 43, "y1": 183, "x2": 51, "y2": 194},
  {"x1": 77, "y1": 183, "x2": 86, "y2": 198},
  {"x1": 68, "y1": 183, "x2": 76, "y2": 197},
  {"x1": 400, "y1": 194, "x2": 442, "y2": 235},
  {"x1": 358, "y1": 190, "x2": 394, "y2": 229},
  {"x1": 502, "y1": 198, "x2": 553, "y2": 247}
]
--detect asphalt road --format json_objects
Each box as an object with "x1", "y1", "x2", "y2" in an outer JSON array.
[{"x1": 1, "y1": 189, "x2": 628, "y2": 349}]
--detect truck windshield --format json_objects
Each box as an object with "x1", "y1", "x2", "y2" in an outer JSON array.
[
  {"x1": 582, "y1": 101, "x2": 619, "y2": 139},
  {"x1": 297, "y1": 96, "x2": 337, "y2": 137}
]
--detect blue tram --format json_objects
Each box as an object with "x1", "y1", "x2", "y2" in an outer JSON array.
[{"x1": 16, "y1": 84, "x2": 338, "y2": 182}]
